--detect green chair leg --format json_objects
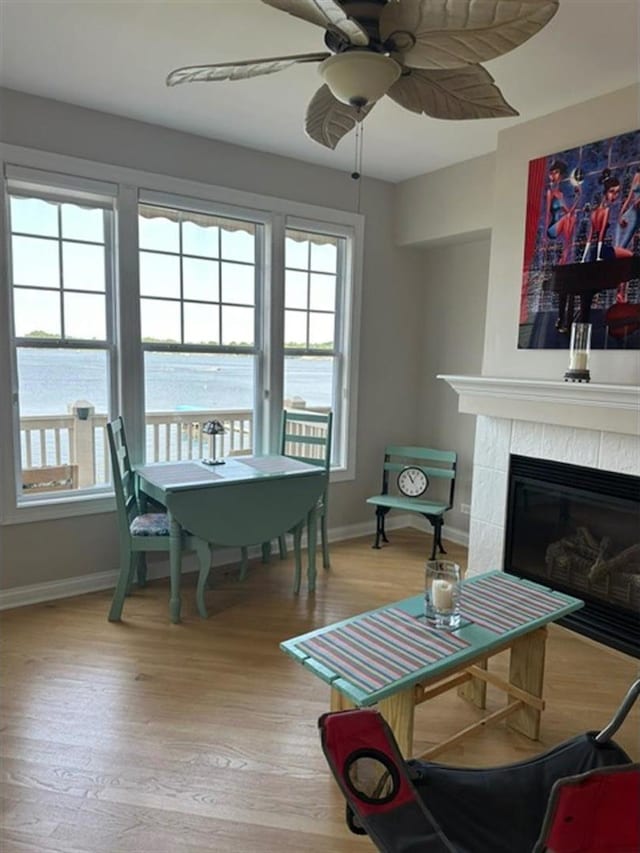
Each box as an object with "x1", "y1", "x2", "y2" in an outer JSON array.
[
  {"x1": 109, "y1": 552, "x2": 136, "y2": 622},
  {"x1": 193, "y1": 539, "x2": 212, "y2": 619},
  {"x1": 321, "y1": 513, "x2": 330, "y2": 570},
  {"x1": 239, "y1": 546, "x2": 249, "y2": 581},
  {"x1": 278, "y1": 535, "x2": 287, "y2": 560},
  {"x1": 261, "y1": 541, "x2": 272, "y2": 563},
  {"x1": 307, "y1": 509, "x2": 318, "y2": 594},
  {"x1": 125, "y1": 551, "x2": 139, "y2": 596},
  {"x1": 136, "y1": 553, "x2": 148, "y2": 588},
  {"x1": 292, "y1": 523, "x2": 304, "y2": 595}
]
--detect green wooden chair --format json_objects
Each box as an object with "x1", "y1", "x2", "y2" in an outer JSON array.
[
  {"x1": 241, "y1": 409, "x2": 332, "y2": 593},
  {"x1": 367, "y1": 445, "x2": 457, "y2": 560},
  {"x1": 106, "y1": 417, "x2": 212, "y2": 621},
  {"x1": 281, "y1": 409, "x2": 333, "y2": 573}
]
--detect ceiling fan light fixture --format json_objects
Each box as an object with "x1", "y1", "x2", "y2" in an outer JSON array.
[{"x1": 319, "y1": 51, "x2": 401, "y2": 107}]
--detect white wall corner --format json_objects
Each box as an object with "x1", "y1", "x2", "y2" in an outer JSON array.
[{"x1": 394, "y1": 152, "x2": 495, "y2": 248}]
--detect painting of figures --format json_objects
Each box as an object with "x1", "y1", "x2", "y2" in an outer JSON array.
[{"x1": 519, "y1": 130, "x2": 640, "y2": 349}]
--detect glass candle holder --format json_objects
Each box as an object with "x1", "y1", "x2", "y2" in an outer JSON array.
[
  {"x1": 425, "y1": 560, "x2": 462, "y2": 630},
  {"x1": 564, "y1": 322, "x2": 591, "y2": 383}
]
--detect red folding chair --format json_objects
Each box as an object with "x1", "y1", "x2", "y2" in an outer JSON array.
[
  {"x1": 534, "y1": 763, "x2": 640, "y2": 853},
  {"x1": 319, "y1": 680, "x2": 640, "y2": 853}
]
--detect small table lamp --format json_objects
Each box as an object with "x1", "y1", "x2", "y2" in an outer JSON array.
[{"x1": 202, "y1": 419, "x2": 226, "y2": 465}]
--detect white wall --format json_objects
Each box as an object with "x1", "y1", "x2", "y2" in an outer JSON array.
[
  {"x1": 418, "y1": 237, "x2": 490, "y2": 532},
  {"x1": 393, "y1": 150, "x2": 495, "y2": 545},
  {"x1": 394, "y1": 153, "x2": 495, "y2": 248},
  {"x1": 0, "y1": 87, "x2": 425, "y2": 590}
]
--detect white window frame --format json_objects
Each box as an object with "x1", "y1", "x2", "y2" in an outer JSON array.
[
  {"x1": 0, "y1": 144, "x2": 364, "y2": 524},
  {"x1": 1, "y1": 163, "x2": 120, "y2": 523},
  {"x1": 284, "y1": 216, "x2": 355, "y2": 469},
  {"x1": 137, "y1": 190, "x2": 270, "y2": 457}
]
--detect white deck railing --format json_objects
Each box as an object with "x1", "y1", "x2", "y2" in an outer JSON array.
[
  {"x1": 20, "y1": 408, "x2": 254, "y2": 489},
  {"x1": 21, "y1": 404, "x2": 330, "y2": 491}
]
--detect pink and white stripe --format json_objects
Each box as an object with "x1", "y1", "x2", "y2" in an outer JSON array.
[
  {"x1": 298, "y1": 607, "x2": 469, "y2": 695},
  {"x1": 461, "y1": 574, "x2": 564, "y2": 634}
]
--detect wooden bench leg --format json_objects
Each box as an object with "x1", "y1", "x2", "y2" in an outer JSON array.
[
  {"x1": 507, "y1": 627, "x2": 547, "y2": 740},
  {"x1": 458, "y1": 658, "x2": 487, "y2": 709},
  {"x1": 331, "y1": 688, "x2": 355, "y2": 712},
  {"x1": 378, "y1": 687, "x2": 415, "y2": 758}
]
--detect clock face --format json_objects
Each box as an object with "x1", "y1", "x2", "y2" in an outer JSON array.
[{"x1": 397, "y1": 466, "x2": 428, "y2": 498}]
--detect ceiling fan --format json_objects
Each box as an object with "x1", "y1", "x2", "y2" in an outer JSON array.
[{"x1": 166, "y1": 0, "x2": 559, "y2": 150}]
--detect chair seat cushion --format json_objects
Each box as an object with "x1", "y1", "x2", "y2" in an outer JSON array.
[{"x1": 130, "y1": 513, "x2": 170, "y2": 536}]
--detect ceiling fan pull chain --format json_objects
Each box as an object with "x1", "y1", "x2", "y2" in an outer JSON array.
[
  {"x1": 351, "y1": 121, "x2": 362, "y2": 181},
  {"x1": 352, "y1": 119, "x2": 364, "y2": 212}
]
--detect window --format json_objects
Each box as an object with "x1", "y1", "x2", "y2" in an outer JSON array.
[
  {"x1": 138, "y1": 203, "x2": 261, "y2": 461},
  {"x1": 284, "y1": 227, "x2": 345, "y2": 465},
  {"x1": 6, "y1": 181, "x2": 116, "y2": 501},
  {"x1": 0, "y1": 153, "x2": 362, "y2": 521}
]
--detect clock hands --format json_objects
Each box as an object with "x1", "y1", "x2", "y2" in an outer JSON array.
[{"x1": 397, "y1": 467, "x2": 428, "y2": 497}]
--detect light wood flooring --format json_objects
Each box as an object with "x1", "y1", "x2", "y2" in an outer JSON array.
[{"x1": 1, "y1": 529, "x2": 639, "y2": 853}]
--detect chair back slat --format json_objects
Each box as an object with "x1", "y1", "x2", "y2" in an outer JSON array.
[
  {"x1": 385, "y1": 445, "x2": 457, "y2": 463},
  {"x1": 281, "y1": 409, "x2": 333, "y2": 473},
  {"x1": 383, "y1": 462, "x2": 455, "y2": 480},
  {"x1": 380, "y1": 445, "x2": 457, "y2": 509},
  {"x1": 283, "y1": 433, "x2": 327, "y2": 447},
  {"x1": 283, "y1": 411, "x2": 331, "y2": 425},
  {"x1": 107, "y1": 417, "x2": 139, "y2": 539}
]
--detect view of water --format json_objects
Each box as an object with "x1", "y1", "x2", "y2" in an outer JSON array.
[{"x1": 17, "y1": 349, "x2": 333, "y2": 416}]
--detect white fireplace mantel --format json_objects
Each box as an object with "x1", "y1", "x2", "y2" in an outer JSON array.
[{"x1": 439, "y1": 375, "x2": 640, "y2": 437}]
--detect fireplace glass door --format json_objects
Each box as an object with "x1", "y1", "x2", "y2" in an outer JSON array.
[{"x1": 505, "y1": 455, "x2": 639, "y2": 657}]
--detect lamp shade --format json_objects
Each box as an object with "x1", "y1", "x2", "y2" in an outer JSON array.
[{"x1": 319, "y1": 52, "x2": 401, "y2": 107}]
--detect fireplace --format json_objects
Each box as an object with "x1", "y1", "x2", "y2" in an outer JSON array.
[{"x1": 504, "y1": 455, "x2": 640, "y2": 658}]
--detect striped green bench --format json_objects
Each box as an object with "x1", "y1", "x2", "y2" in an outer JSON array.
[{"x1": 366, "y1": 445, "x2": 457, "y2": 560}]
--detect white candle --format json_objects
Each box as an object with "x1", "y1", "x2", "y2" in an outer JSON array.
[
  {"x1": 432, "y1": 579, "x2": 454, "y2": 611},
  {"x1": 569, "y1": 350, "x2": 588, "y2": 371}
]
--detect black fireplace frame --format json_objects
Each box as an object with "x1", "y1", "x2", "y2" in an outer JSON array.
[{"x1": 504, "y1": 454, "x2": 640, "y2": 659}]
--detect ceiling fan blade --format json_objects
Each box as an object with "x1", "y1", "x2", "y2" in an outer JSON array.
[
  {"x1": 380, "y1": 0, "x2": 558, "y2": 69},
  {"x1": 305, "y1": 84, "x2": 373, "y2": 149},
  {"x1": 388, "y1": 65, "x2": 518, "y2": 119},
  {"x1": 166, "y1": 52, "x2": 330, "y2": 86},
  {"x1": 262, "y1": 0, "x2": 369, "y2": 46}
]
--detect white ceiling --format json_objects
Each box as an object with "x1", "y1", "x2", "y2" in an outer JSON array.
[{"x1": 1, "y1": 1, "x2": 638, "y2": 183}]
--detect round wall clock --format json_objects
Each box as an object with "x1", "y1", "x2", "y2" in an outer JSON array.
[{"x1": 397, "y1": 466, "x2": 428, "y2": 498}]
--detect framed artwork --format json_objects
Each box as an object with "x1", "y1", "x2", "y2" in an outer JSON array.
[{"x1": 519, "y1": 129, "x2": 640, "y2": 350}]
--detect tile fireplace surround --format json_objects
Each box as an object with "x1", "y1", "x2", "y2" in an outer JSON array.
[{"x1": 440, "y1": 376, "x2": 640, "y2": 576}]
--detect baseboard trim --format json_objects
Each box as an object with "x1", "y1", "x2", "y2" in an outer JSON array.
[
  {"x1": 0, "y1": 543, "x2": 256, "y2": 611},
  {"x1": 408, "y1": 519, "x2": 469, "y2": 548},
  {"x1": 0, "y1": 513, "x2": 465, "y2": 611}
]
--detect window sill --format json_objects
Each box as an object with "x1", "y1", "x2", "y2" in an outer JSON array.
[
  {"x1": 1, "y1": 466, "x2": 352, "y2": 526},
  {"x1": 1, "y1": 492, "x2": 116, "y2": 525},
  {"x1": 330, "y1": 466, "x2": 354, "y2": 484}
]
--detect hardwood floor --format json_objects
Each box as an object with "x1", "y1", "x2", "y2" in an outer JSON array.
[{"x1": 1, "y1": 529, "x2": 638, "y2": 852}]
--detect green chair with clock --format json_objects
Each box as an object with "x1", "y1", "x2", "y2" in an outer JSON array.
[{"x1": 367, "y1": 445, "x2": 457, "y2": 560}]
